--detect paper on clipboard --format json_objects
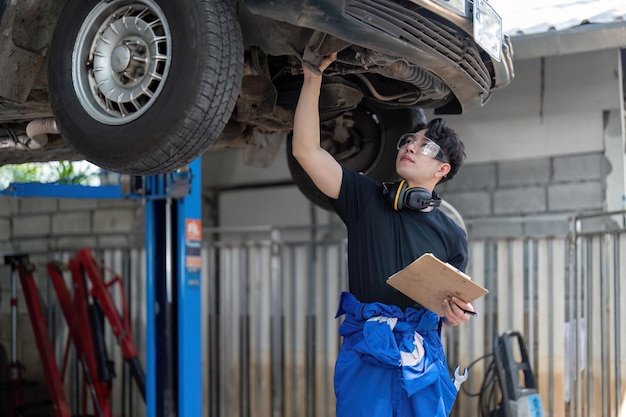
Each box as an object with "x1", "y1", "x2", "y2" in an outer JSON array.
[{"x1": 386, "y1": 253, "x2": 488, "y2": 317}]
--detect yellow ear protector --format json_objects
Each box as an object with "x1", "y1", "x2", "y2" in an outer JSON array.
[{"x1": 382, "y1": 180, "x2": 442, "y2": 211}]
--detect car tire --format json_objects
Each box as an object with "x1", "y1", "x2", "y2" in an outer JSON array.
[
  {"x1": 47, "y1": 0, "x2": 243, "y2": 174},
  {"x1": 287, "y1": 105, "x2": 426, "y2": 210}
]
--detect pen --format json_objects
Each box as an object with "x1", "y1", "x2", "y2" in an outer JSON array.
[
  {"x1": 462, "y1": 309, "x2": 478, "y2": 317},
  {"x1": 450, "y1": 300, "x2": 478, "y2": 317}
]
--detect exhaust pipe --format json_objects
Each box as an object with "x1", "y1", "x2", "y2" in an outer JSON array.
[{"x1": 25, "y1": 118, "x2": 59, "y2": 149}]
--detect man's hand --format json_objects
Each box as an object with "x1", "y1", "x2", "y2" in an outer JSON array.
[
  {"x1": 302, "y1": 52, "x2": 337, "y2": 78},
  {"x1": 442, "y1": 296, "x2": 475, "y2": 327}
]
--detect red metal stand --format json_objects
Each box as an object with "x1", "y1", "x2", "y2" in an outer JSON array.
[
  {"x1": 48, "y1": 258, "x2": 113, "y2": 417},
  {"x1": 47, "y1": 248, "x2": 145, "y2": 416},
  {"x1": 3, "y1": 255, "x2": 72, "y2": 417},
  {"x1": 73, "y1": 248, "x2": 146, "y2": 399},
  {"x1": 1, "y1": 250, "x2": 145, "y2": 417}
]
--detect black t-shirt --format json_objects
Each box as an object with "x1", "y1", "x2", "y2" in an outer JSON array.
[{"x1": 330, "y1": 167, "x2": 469, "y2": 310}]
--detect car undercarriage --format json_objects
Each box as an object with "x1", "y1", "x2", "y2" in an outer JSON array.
[{"x1": 0, "y1": 0, "x2": 513, "y2": 202}]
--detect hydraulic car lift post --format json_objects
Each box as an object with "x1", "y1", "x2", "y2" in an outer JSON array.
[
  {"x1": 0, "y1": 157, "x2": 204, "y2": 417},
  {"x1": 144, "y1": 159, "x2": 203, "y2": 417}
]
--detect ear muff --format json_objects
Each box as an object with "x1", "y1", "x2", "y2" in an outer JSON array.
[
  {"x1": 383, "y1": 180, "x2": 442, "y2": 211},
  {"x1": 382, "y1": 180, "x2": 407, "y2": 210}
]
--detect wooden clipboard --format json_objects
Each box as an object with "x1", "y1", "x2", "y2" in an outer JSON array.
[{"x1": 386, "y1": 253, "x2": 488, "y2": 316}]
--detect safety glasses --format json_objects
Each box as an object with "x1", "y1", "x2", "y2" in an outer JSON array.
[{"x1": 396, "y1": 133, "x2": 448, "y2": 163}]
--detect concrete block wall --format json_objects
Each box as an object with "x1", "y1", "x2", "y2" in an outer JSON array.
[
  {"x1": 0, "y1": 196, "x2": 144, "y2": 260},
  {"x1": 205, "y1": 145, "x2": 613, "y2": 239},
  {"x1": 438, "y1": 152, "x2": 609, "y2": 238}
]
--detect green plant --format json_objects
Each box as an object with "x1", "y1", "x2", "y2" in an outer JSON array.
[{"x1": 0, "y1": 161, "x2": 101, "y2": 189}]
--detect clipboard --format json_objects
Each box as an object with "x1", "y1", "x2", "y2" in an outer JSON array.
[{"x1": 386, "y1": 253, "x2": 488, "y2": 316}]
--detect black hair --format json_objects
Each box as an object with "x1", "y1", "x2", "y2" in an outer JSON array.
[{"x1": 414, "y1": 117, "x2": 465, "y2": 183}]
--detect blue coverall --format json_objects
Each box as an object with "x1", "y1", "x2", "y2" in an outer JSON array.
[{"x1": 334, "y1": 292, "x2": 457, "y2": 417}]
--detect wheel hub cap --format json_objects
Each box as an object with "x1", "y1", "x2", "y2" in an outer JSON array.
[
  {"x1": 73, "y1": 2, "x2": 172, "y2": 125},
  {"x1": 110, "y1": 44, "x2": 131, "y2": 73}
]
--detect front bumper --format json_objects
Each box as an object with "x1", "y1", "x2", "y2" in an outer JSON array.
[{"x1": 242, "y1": 0, "x2": 514, "y2": 113}]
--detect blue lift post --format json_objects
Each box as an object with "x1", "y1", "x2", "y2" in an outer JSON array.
[
  {"x1": 1, "y1": 158, "x2": 204, "y2": 417},
  {"x1": 144, "y1": 159, "x2": 203, "y2": 417},
  {"x1": 176, "y1": 158, "x2": 203, "y2": 417}
]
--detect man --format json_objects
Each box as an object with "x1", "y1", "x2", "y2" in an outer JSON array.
[{"x1": 293, "y1": 52, "x2": 474, "y2": 417}]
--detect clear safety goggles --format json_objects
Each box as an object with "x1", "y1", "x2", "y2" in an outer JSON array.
[{"x1": 396, "y1": 133, "x2": 448, "y2": 163}]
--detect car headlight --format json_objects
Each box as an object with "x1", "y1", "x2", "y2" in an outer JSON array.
[{"x1": 473, "y1": 0, "x2": 503, "y2": 61}]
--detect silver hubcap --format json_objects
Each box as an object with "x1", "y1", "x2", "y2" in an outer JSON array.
[{"x1": 73, "y1": 1, "x2": 172, "y2": 125}]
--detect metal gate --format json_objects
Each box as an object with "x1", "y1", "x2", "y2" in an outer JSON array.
[
  {"x1": 202, "y1": 212, "x2": 626, "y2": 417},
  {"x1": 21, "y1": 211, "x2": 625, "y2": 416},
  {"x1": 201, "y1": 225, "x2": 347, "y2": 417}
]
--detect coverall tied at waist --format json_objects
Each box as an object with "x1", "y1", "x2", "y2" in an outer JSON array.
[{"x1": 334, "y1": 291, "x2": 457, "y2": 417}]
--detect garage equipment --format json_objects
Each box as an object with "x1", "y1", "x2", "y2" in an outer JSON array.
[
  {"x1": 143, "y1": 162, "x2": 204, "y2": 417},
  {"x1": 47, "y1": 247, "x2": 146, "y2": 417},
  {"x1": 492, "y1": 330, "x2": 544, "y2": 417},
  {"x1": 2, "y1": 254, "x2": 72, "y2": 417},
  {"x1": 0, "y1": 158, "x2": 204, "y2": 416},
  {"x1": 467, "y1": 330, "x2": 544, "y2": 417}
]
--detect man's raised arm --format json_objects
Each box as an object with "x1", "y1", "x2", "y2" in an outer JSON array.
[{"x1": 292, "y1": 53, "x2": 343, "y2": 200}]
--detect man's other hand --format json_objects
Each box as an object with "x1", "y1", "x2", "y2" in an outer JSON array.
[
  {"x1": 442, "y1": 296, "x2": 474, "y2": 326},
  {"x1": 302, "y1": 52, "x2": 337, "y2": 78}
]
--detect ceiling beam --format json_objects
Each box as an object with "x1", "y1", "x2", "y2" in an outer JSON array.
[{"x1": 510, "y1": 21, "x2": 626, "y2": 60}]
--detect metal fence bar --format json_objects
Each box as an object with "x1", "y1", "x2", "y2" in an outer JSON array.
[
  {"x1": 546, "y1": 239, "x2": 555, "y2": 417},
  {"x1": 270, "y1": 229, "x2": 283, "y2": 417},
  {"x1": 305, "y1": 241, "x2": 315, "y2": 417},
  {"x1": 613, "y1": 233, "x2": 622, "y2": 416},
  {"x1": 239, "y1": 245, "x2": 250, "y2": 417},
  {"x1": 574, "y1": 218, "x2": 584, "y2": 417},
  {"x1": 537, "y1": 238, "x2": 551, "y2": 416},
  {"x1": 527, "y1": 239, "x2": 536, "y2": 372},
  {"x1": 321, "y1": 244, "x2": 330, "y2": 417},
  {"x1": 600, "y1": 237, "x2": 608, "y2": 417},
  {"x1": 585, "y1": 237, "x2": 593, "y2": 417},
  {"x1": 221, "y1": 247, "x2": 235, "y2": 417},
  {"x1": 285, "y1": 243, "x2": 297, "y2": 417},
  {"x1": 205, "y1": 246, "x2": 219, "y2": 417}
]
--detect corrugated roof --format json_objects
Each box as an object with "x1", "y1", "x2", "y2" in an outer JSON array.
[{"x1": 491, "y1": 0, "x2": 626, "y2": 36}]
